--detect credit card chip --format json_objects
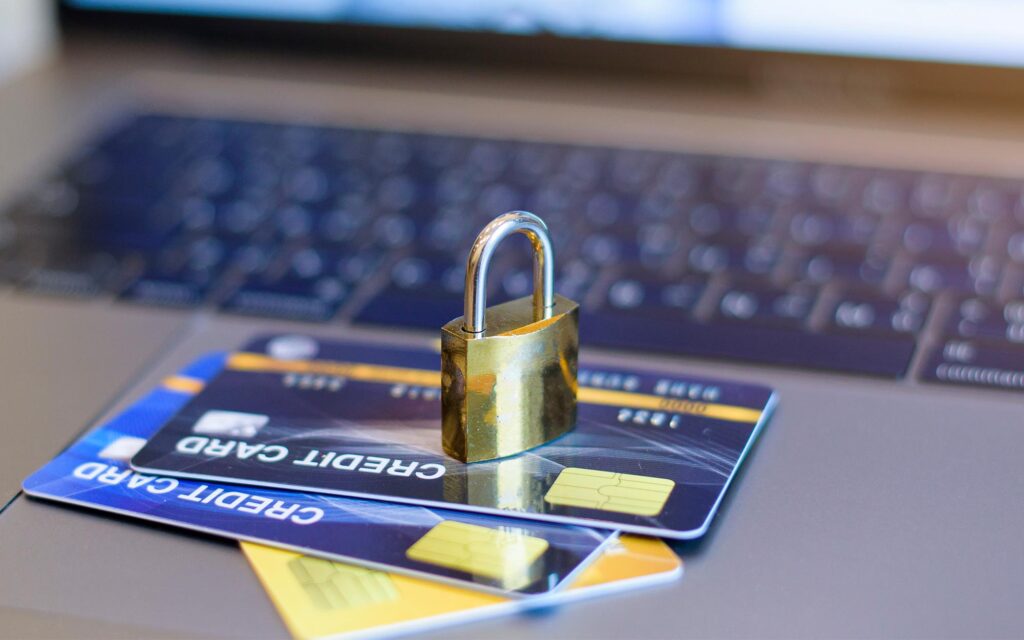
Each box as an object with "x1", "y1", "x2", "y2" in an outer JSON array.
[
  {"x1": 544, "y1": 468, "x2": 674, "y2": 516},
  {"x1": 405, "y1": 520, "x2": 548, "y2": 582},
  {"x1": 288, "y1": 556, "x2": 399, "y2": 610}
]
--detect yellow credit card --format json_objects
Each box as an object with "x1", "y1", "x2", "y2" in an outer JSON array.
[
  {"x1": 544, "y1": 468, "x2": 675, "y2": 517},
  {"x1": 243, "y1": 535, "x2": 681, "y2": 640}
]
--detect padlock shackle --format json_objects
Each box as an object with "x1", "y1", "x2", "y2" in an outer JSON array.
[{"x1": 463, "y1": 211, "x2": 555, "y2": 334}]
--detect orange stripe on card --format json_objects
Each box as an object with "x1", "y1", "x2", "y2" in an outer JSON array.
[
  {"x1": 162, "y1": 375, "x2": 205, "y2": 394},
  {"x1": 226, "y1": 353, "x2": 762, "y2": 424},
  {"x1": 228, "y1": 353, "x2": 439, "y2": 388}
]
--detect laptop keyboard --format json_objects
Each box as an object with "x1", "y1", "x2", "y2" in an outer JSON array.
[{"x1": 2, "y1": 113, "x2": 1022, "y2": 392}]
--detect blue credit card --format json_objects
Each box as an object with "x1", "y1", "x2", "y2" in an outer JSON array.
[
  {"x1": 132, "y1": 335, "x2": 777, "y2": 539},
  {"x1": 22, "y1": 352, "x2": 614, "y2": 597}
]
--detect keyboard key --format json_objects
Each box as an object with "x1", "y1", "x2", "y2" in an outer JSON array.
[
  {"x1": 712, "y1": 281, "x2": 817, "y2": 329},
  {"x1": 861, "y1": 173, "x2": 910, "y2": 217},
  {"x1": 900, "y1": 219, "x2": 986, "y2": 258},
  {"x1": 120, "y1": 271, "x2": 210, "y2": 308},
  {"x1": 120, "y1": 240, "x2": 272, "y2": 307},
  {"x1": 221, "y1": 277, "x2": 348, "y2": 322},
  {"x1": 687, "y1": 242, "x2": 746, "y2": 274},
  {"x1": 686, "y1": 202, "x2": 764, "y2": 239},
  {"x1": 602, "y1": 271, "x2": 707, "y2": 316},
  {"x1": 353, "y1": 252, "x2": 468, "y2": 330},
  {"x1": 220, "y1": 246, "x2": 380, "y2": 322},
  {"x1": 120, "y1": 255, "x2": 218, "y2": 308},
  {"x1": 789, "y1": 211, "x2": 878, "y2": 249},
  {"x1": 921, "y1": 339, "x2": 1024, "y2": 394},
  {"x1": 899, "y1": 255, "x2": 1000, "y2": 296},
  {"x1": 318, "y1": 199, "x2": 375, "y2": 245},
  {"x1": 1007, "y1": 231, "x2": 1024, "y2": 263},
  {"x1": 16, "y1": 249, "x2": 121, "y2": 298},
  {"x1": 500, "y1": 257, "x2": 596, "y2": 304},
  {"x1": 824, "y1": 289, "x2": 931, "y2": 336},
  {"x1": 900, "y1": 257, "x2": 966, "y2": 293},
  {"x1": 944, "y1": 297, "x2": 1024, "y2": 344},
  {"x1": 789, "y1": 246, "x2": 890, "y2": 286},
  {"x1": 582, "y1": 312, "x2": 915, "y2": 377}
]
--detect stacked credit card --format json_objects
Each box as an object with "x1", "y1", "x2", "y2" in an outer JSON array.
[{"x1": 24, "y1": 334, "x2": 776, "y2": 638}]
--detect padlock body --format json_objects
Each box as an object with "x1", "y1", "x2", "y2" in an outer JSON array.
[{"x1": 441, "y1": 293, "x2": 579, "y2": 463}]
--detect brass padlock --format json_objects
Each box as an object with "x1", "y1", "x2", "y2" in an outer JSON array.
[{"x1": 441, "y1": 211, "x2": 579, "y2": 463}]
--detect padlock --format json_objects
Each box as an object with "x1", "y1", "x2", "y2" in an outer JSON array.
[{"x1": 441, "y1": 211, "x2": 579, "y2": 463}]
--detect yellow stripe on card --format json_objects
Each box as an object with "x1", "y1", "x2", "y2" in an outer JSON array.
[
  {"x1": 545, "y1": 468, "x2": 675, "y2": 517},
  {"x1": 228, "y1": 353, "x2": 438, "y2": 387},
  {"x1": 578, "y1": 387, "x2": 764, "y2": 423},
  {"x1": 161, "y1": 375, "x2": 205, "y2": 394},
  {"x1": 228, "y1": 353, "x2": 762, "y2": 424}
]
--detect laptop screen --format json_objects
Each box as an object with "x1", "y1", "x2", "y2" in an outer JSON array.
[{"x1": 65, "y1": 0, "x2": 1024, "y2": 70}]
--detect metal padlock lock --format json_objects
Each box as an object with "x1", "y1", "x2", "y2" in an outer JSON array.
[{"x1": 441, "y1": 211, "x2": 579, "y2": 463}]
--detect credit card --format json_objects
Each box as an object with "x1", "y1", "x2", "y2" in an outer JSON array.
[
  {"x1": 243, "y1": 534, "x2": 682, "y2": 640},
  {"x1": 22, "y1": 353, "x2": 613, "y2": 596},
  {"x1": 132, "y1": 335, "x2": 777, "y2": 539}
]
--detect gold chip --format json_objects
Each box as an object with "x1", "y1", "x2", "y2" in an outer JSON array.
[
  {"x1": 405, "y1": 520, "x2": 548, "y2": 587},
  {"x1": 544, "y1": 468, "x2": 675, "y2": 516},
  {"x1": 287, "y1": 556, "x2": 399, "y2": 610}
]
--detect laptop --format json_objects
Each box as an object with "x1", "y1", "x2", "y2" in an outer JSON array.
[{"x1": 1, "y1": 2, "x2": 1022, "y2": 637}]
